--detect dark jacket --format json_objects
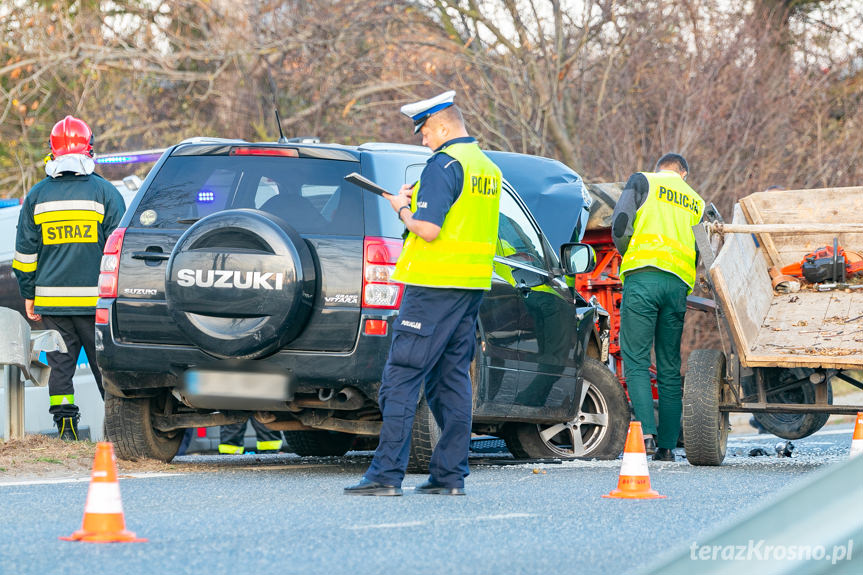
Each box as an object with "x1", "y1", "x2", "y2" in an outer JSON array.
[
  {"x1": 13, "y1": 173, "x2": 125, "y2": 315},
  {"x1": 611, "y1": 173, "x2": 650, "y2": 256}
]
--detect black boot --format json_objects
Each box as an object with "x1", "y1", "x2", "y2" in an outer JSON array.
[
  {"x1": 643, "y1": 436, "x2": 657, "y2": 455},
  {"x1": 57, "y1": 416, "x2": 80, "y2": 441},
  {"x1": 653, "y1": 447, "x2": 675, "y2": 462}
]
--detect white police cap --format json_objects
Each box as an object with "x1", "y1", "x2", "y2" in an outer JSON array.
[{"x1": 400, "y1": 90, "x2": 456, "y2": 134}]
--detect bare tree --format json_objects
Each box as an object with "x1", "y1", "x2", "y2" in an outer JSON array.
[
  {"x1": 0, "y1": 0, "x2": 421, "y2": 193},
  {"x1": 2, "y1": 0, "x2": 859, "y2": 215},
  {"x1": 399, "y1": 0, "x2": 861, "y2": 203}
]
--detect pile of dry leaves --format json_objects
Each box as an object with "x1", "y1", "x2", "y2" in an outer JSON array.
[{"x1": 0, "y1": 435, "x2": 201, "y2": 480}]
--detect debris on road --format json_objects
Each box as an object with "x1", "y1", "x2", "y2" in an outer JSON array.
[{"x1": 774, "y1": 441, "x2": 795, "y2": 457}]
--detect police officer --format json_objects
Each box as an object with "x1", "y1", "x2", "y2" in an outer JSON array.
[
  {"x1": 218, "y1": 418, "x2": 284, "y2": 454},
  {"x1": 345, "y1": 91, "x2": 502, "y2": 496},
  {"x1": 13, "y1": 116, "x2": 126, "y2": 441},
  {"x1": 611, "y1": 153, "x2": 704, "y2": 462}
]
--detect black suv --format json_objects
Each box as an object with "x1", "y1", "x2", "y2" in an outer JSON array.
[{"x1": 95, "y1": 138, "x2": 629, "y2": 466}]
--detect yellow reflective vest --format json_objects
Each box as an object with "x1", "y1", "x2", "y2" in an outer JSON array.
[
  {"x1": 392, "y1": 142, "x2": 501, "y2": 289},
  {"x1": 619, "y1": 170, "x2": 704, "y2": 292}
]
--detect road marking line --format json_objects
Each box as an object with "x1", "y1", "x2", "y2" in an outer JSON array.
[
  {"x1": 236, "y1": 464, "x2": 339, "y2": 471},
  {"x1": 729, "y1": 426, "x2": 854, "y2": 442},
  {"x1": 346, "y1": 512, "x2": 535, "y2": 531},
  {"x1": 347, "y1": 520, "x2": 427, "y2": 530},
  {"x1": 0, "y1": 472, "x2": 183, "y2": 487}
]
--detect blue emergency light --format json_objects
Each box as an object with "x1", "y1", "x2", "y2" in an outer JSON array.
[
  {"x1": 94, "y1": 150, "x2": 165, "y2": 165},
  {"x1": 0, "y1": 198, "x2": 20, "y2": 208},
  {"x1": 96, "y1": 155, "x2": 134, "y2": 164},
  {"x1": 197, "y1": 191, "x2": 215, "y2": 203}
]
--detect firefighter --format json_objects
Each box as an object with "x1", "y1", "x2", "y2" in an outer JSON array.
[
  {"x1": 218, "y1": 419, "x2": 284, "y2": 454},
  {"x1": 345, "y1": 91, "x2": 502, "y2": 496},
  {"x1": 611, "y1": 153, "x2": 704, "y2": 462},
  {"x1": 13, "y1": 116, "x2": 126, "y2": 441}
]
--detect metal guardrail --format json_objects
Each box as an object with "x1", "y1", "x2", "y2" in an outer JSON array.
[
  {"x1": 0, "y1": 307, "x2": 65, "y2": 441},
  {"x1": 643, "y1": 453, "x2": 863, "y2": 574}
]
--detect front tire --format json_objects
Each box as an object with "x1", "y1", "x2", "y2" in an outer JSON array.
[
  {"x1": 104, "y1": 392, "x2": 183, "y2": 462},
  {"x1": 682, "y1": 349, "x2": 728, "y2": 466},
  {"x1": 504, "y1": 358, "x2": 630, "y2": 460}
]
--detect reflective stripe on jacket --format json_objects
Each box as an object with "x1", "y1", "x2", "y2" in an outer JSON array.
[
  {"x1": 392, "y1": 142, "x2": 502, "y2": 289},
  {"x1": 619, "y1": 170, "x2": 704, "y2": 292}
]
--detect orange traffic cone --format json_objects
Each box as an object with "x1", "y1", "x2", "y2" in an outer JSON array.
[
  {"x1": 602, "y1": 421, "x2": 666, "y2": 500},
  {"x1": 850, "y1": 412, "x2": 863, "y2": 458},
  {"x1": 60, "y1": 442, "x2": 146, "y2": 543}
]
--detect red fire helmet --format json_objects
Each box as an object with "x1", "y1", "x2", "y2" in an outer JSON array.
[{"x1": 49, "y1": 115, "x2": 94, "y2": 158}]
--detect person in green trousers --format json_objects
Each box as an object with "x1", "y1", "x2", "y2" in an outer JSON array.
[{"x1": 611, "y1": 153, "x2": 704, "y2": 462}]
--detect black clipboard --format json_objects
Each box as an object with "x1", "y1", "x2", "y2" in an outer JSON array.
[{"x1": 344, "y1": 172, "x2": 391, "y2": 197}]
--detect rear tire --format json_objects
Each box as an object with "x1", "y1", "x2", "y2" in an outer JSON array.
[
  {"x1": 407, "y1": 394, "x2": 440, "y2": 473},
  {"x1": 747, "y1": 368, "x2": 832, "y2": 439},
  {"x1": 504, "y1": 358, "x2": 629, "y2": 460},
  {"x1": 104, "y1": 392, "x2": 183, "y2": 462},
  {"x1": 682, "y1": 349, "x2": 728, "y2": 466},
  {"x1": 282, "y1": 431, "x2": 355, "y2": 456}
]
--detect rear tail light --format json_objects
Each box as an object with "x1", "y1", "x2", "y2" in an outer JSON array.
[
  {"x1": 229, "y1": 146, "x2": 298, "y2": 157},
  {"x1": 98, "y1": 227, "x2": 126, "y2": 298},
  {"x1": 95, "y1": 308, "x2": 110, "y2": 325},
  {"x1": 362, "y1": 237, "x2": 403, "y2": 309}
]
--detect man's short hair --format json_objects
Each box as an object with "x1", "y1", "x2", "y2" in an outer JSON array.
[
  {"x1": 435, "y1": 105, "x2": 464, "y2": 126},
  {"x1": 655, "y1": 153, "x2": 689, "y2": 175}
]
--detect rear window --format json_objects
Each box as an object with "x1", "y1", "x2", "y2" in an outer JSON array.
[{"x1": 131, "y1": 155, "x2": 363, "y2": 235}]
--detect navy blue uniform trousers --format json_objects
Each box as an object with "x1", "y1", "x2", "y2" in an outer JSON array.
[{"x1": 365, "y1": 285, "x2": 483, "y2": 488}]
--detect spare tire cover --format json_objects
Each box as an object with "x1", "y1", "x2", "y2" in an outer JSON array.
[{"x1": 166, "y1": 209, "x2": 316, "y2": 359}]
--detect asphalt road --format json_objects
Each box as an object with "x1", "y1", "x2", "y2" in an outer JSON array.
[{"x1": 0, "y1": 425, "x2": 857, "y2": 575}]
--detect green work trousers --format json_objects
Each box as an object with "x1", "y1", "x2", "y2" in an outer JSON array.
[{"x1": 620, "y1": 269, "x2": 688, "y2": 449}]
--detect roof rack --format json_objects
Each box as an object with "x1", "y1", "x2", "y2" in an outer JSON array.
[
  {"x1": 357, "y1": 142, "x2": 430, "y2": 154},
  {"x1": 178, "y1": 137, "x2": 247, "y2": 145}
]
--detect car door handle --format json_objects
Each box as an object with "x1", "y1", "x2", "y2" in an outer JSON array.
[{"x1": 131, "y1": 251, "x2": 170, "y2": 261}]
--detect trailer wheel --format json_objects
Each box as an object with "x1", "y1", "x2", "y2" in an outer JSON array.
[
  {"x1": 683, "y1": 349, "x2": 728, "y2": 466},
  {"x1": 747, "y1": 368, "x2": 832, "y2": 439},
  {"x1": 104, "y1": 392, "x2": 183, "y2": 462}
]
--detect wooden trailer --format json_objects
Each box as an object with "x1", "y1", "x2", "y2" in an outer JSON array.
[{"x1": 684, "y1": 186, "x2": 863, "y2": 465}]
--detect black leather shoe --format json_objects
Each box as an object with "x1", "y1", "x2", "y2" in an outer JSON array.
[
  {"x1": 344, "y1": 477, "x2": 402, "y2": 496},
  {"x1": 653, "y1": 448, "x2": 675, "y2": 462},
  {"x1": 415, "y1": 481, "x2": 465, "y2": 496},
  {"x1": 57, "y1": 417, "x2": 80, "y2": 442},
  {"x1": 643, "y1": 436, "x2": 656, "y2": 455}
]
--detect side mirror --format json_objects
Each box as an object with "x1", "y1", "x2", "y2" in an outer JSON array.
[
  {"x1": 560, "y1": 243, "x2": 596, "y2": 275},
  {"x1": 122, "y1": 175, "x2": 143, "y2": 192}
]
